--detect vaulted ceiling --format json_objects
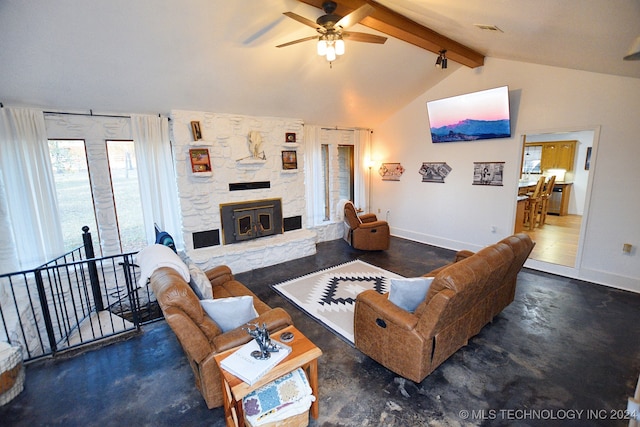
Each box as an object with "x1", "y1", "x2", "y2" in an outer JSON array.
[{"x1": 1, "y1": 0, "x2": 638, "y2": 128}]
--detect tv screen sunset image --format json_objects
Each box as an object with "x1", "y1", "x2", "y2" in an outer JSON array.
[{"x1": 427, "y1": 86, "x2": 511, "y2": 143}]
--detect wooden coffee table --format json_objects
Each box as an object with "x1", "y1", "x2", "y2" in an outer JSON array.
[{"x1": 214, "y1": 325, "x2": 322, "y2": 427}]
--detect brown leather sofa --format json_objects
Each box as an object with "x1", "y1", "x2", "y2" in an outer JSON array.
[
  {"x1": 343, "y1": 201, "x2": 390, "y2": 250},
  {"x1": 354, "y1": 233, "x2": 534, "y2": 383},
  {"x1": 150, "y1": 265, "x2": 293, "y2": 409}
]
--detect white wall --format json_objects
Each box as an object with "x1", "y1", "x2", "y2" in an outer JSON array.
[{"x1": 373, "y1": 57, "x2": 640, "y2": 292}]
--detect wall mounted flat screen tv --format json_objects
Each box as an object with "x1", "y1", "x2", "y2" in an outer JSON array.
[{"x1": 427, "y1": 86, "x2": 511, "y2": 143}]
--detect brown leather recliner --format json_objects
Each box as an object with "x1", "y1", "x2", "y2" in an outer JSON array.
[
  {"x1": 150, "y1": 265, "x2": 293, "y2": 408},
  {"x1": 343, "y1": 201, "x2": 390, "y2": 250},
  {"x1": 354, "y1": 233, "x2": 534, "y2": 383}
]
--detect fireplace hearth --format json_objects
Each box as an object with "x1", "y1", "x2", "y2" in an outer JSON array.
[{"x1": 220, "y1": 199, "x2": 283, "y2": 245}]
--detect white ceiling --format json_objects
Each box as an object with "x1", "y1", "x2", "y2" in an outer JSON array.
[{"x1": 1, "y1": 0, "x2": 639, "y2": 128}]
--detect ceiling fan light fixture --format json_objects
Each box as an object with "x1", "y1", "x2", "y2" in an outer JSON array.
[
  {"x1": 335, "y1": 38, "x2": 345, "y2": 56},
  {"x1": 326, "y1": 45, "x2": 337, "y2": 61},
  {"x1": 280, "y1": 2, "x2": 383, "y2": 67},
  {"x1": 317, "y1": 38, "x2": 328, "y2": 56}
]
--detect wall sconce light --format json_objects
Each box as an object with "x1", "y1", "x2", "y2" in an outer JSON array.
[
  {"x1": 435, "y1": 50, "x2": 448, "y2": 69},
  {"x1": 624, "y1": 36, "x2": 640, "y2": 60}
]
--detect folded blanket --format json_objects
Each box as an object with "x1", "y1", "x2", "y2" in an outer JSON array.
[
  {"x1": 136, "y1": 244, "x2": 190, "y2": 288},
  {"x1": 243, "y1": 367, "x2": 314, "y2": 426}
]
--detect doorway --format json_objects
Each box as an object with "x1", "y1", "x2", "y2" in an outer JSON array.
[{"x1": 518, "y1": 128, "x2": 598, "y2": 268}]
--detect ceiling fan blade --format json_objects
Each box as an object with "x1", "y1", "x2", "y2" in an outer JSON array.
[
  {"x1": 343, "y1": 31, "x2": 387, "y2": 44},
  {"x1": 276, "y1": 35, "x2": 319, "y2": 48},
  {"x1": 336, "y1": 4, "x2": 374, "y2": 29},
  {"x1": 283, "y1": 12, "x2": 324, "y2": 32}
]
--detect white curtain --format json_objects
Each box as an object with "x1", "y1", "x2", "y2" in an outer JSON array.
[
  {"x1": 130, "y1": 114, "x2": 183, "y2": 249},
  {"x1": 304, "y1": 125, "x2": 324, "y2": 227},
  {"x1": 0, "y1": 107, "x2": 64, "y2": 270},
  {"x1": 354, "y1": 129, "x2": 371, "y2": 212}
]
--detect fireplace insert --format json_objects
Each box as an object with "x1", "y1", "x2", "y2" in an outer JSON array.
[{"x1": 220, "y1": 198, "x2": 283, "y2": 244}]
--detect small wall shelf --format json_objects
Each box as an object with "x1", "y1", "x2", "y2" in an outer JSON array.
[
  {"x1": 236, "y1": 158, "x2": 267, "y2": 167},
  {"x1": 191, "y1": 171, "x2": 213, "y2": 177}
]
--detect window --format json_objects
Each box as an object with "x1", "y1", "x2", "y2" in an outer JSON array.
[
  {"x1": 319, "y1": 133, "x2": 355, "y2": 221},
  {"x1": 307, "y1": 126, "x2": 367, "y2": 227},
  {"x1": 337, "y1": 145, "x2": 354, "y2": 202},
  {"x1": 106, "y1": 141, "x2": 145, "y2": 253},
  {"x1": 523, "y1": 145, "x2": 542, "y2": 174},
  {"x1": 321, "y1": 144, "x2": 330, "y2": 220},
  {"x1": 48, "y1": 140, "x2": 100, "y2": 253},
  {"x1": 48, "y1": 139, "x2": 147, "y2": 255}
]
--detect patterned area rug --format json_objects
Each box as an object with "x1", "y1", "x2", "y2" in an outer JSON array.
[{"x1": 272, "y1": 260, "x2": 403, "y2": 344}]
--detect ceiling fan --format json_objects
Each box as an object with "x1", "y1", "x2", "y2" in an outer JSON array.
[{"x1": 277, "y1": 1, "x2": 387, "y2": 63}]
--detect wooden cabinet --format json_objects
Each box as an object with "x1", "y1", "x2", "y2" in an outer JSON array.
[
  {"x1": 554, "y1": 183, "x2": 572, "y2": 216},
  {"x1": 539, "y1": 140, "x2": 576, "y2": 171}
]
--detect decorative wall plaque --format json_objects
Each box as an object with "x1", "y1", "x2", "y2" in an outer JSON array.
[
  {"x1": 379, "y1": 163, "x2": 405, "y2": 181},
  {"x1": 419, "y1": 162, "x2": 451, "y2": 183},
  {"x1": 472, "y1": 162, "x2": 504, "y2": 186}
]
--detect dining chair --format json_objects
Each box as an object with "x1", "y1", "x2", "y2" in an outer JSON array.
[
  {"x1": 537, "y1": 175, "x2": 557, "y2": 227},
  {"x1": 523, "y1": 176, "x2": 546, "y2": 230}
]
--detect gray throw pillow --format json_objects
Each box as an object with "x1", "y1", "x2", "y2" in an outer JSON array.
[
  {"x1": 200, "y1": 296, "x2": 258, "y2": 332},
  {"x1": 388, "y1": 277, "x2": 434, "y2": 313},
  {"x1": 188, "y1": 262, "x2": 213, "y2": 299}
]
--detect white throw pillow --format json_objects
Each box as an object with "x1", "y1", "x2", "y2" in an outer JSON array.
[
  {"x1": 200, "y1": 296, "x2": 258, "y2": 332},
  {"x1": 388, "y1": 277, "x2": 434, "y2": 313},
  {"x1": 188, "y1": 263, "x2": 213, "y2": 300}
]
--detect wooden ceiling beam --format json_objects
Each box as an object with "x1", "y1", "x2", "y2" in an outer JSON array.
[{"x1": 297, "y1": 0, "x2": 485, "y2": 68}]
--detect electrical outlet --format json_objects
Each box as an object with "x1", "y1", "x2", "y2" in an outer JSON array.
[
  {"x1": 378, "y1": 208, "x2": 381, "y2": 213},
  {"x1": 623, "y1": 243, "x2": 633, "y2": 254}
]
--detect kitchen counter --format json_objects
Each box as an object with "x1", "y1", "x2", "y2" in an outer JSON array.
[
  {"x1": 515, "y1": 196, "x2": 528, "y2": 233},
  {"x1": 518, "y1": 179, "x2": 573, "y2": 188},
  {"x1": 517, "y1": 179, "x2": 573, "y2": 217}
]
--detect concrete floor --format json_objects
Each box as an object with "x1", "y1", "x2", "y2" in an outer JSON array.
[{"x1": 1, "y1": 237, "x2": 639, "y2": 426}]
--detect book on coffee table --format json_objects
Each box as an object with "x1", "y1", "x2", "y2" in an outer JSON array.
[{"x1": 220, "y1": 340, "x2": 291, "y2": 386}]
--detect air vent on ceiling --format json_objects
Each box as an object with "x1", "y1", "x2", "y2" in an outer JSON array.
[{"x1": 474, "y1": 24, "x2": 503, "y2": 32}]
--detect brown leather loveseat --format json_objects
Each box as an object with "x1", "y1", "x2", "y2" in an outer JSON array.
[
  {"x1": 354, "y1": 233, "x2": 534, "y2": 383},
  {"x1": 150, "y1": 265, "x2": 293, "y2": 408}
]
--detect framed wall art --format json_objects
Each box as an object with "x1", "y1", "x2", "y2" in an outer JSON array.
[
  {"x1": 281, "y1": 150, "x2": 297, "y2": 170},
  {"x1": 379, "y1": 163, "x2": 405, "y2": 181},
  {"x1": 419, "y1": 162, "x2": 452, "y2": 183},
  {"x1": 189, "y1": 148, "x2": 211, "y2": 173},
  {"x1": 473, "y1": 162, "x2": 504, "y2": 186},
  {"x1": 285, "y1": 132, "x2": 296, "y2": 143},
  {"x1": 191, "y1": 121, "x2": 202, "y2": 141}
]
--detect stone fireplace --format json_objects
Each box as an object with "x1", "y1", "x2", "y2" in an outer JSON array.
[
  {"x1": 220, "y1": 198, "x2": 283, "y2": 245},
  {"x1": 170, "y1": 110, "x2": 319, "y2": 274}
]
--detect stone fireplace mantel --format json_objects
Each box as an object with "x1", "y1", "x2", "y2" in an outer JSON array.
[{"x1": 186, "y1": 229, "x2": 317, "y2": 274}]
